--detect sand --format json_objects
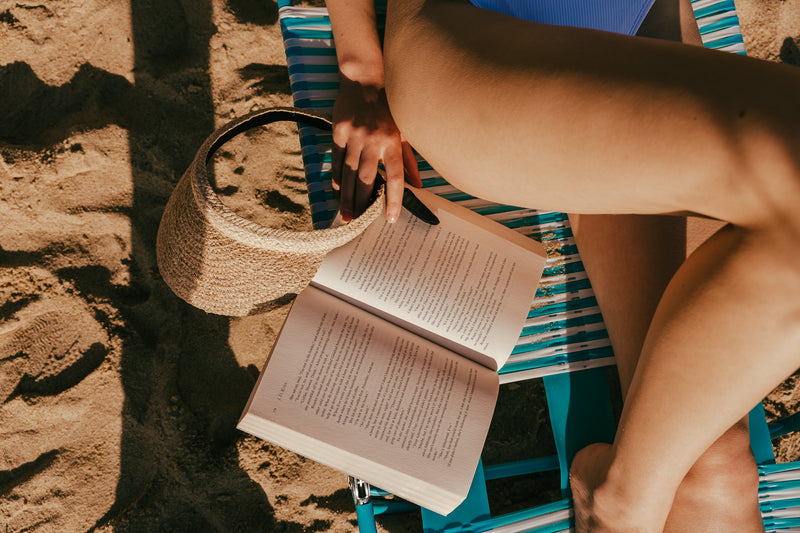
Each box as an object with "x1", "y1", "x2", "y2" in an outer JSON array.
[{"x1": 0, "y1": 0, "x2": 798, "y2": 531}]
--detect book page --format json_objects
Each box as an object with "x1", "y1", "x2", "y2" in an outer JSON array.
[
  {"x1": 312, "y1": 187, "x2": 546, "y2": 370},
  {"x1": 239, "y1": 286, "x2": 499, "y2": 513}
]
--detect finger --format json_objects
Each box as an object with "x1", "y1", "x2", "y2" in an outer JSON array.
[
  {"x1": 383, "y1": 144, "x2": 406, "y2": 223},
  {"x1": 339, "y1": 147, "x2": 361, "y2": 221},
  {"x1": 331, "y1": 125, "x2": 348, "y2": 192},
  {"x1": 354, "y1": 148, "x2": 380, "y2": 218},
  {"x1": 401, "y1": 141, "x2": 423, "y2": 188}
]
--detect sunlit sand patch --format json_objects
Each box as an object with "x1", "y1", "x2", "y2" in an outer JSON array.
[
  {"x1": 0, "y1": 286, "x2": 123, "y2": 532},
  {"x1": 0, "y1": 298, "x2": 109, "y2": 402},
  {"x1": 0, "y1": 0, "x2": 134, "y2": 85}
]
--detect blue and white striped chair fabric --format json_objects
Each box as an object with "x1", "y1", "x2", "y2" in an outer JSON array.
[
  {"x1": 757, "y1": 411, "x2": 800, "y2": 532},
  {"x1": 761, "y1": 463, "x2": 800, "y2": 531},
  {"x1": 276, "y1": 1, "x2": 800, "y2": 531},
  {"x1": 691, "y1": 0, "x2": 746, "y2": 52}
]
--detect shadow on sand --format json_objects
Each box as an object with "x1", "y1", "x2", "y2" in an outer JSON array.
[{"x1": 0, "y1": 0, "x2": 334, "y2": 530}]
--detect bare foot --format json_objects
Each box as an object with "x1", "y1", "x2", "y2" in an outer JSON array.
[
  {"x1": 569, "y1": 443, "x2": 614, "y2": 533},
  {"x1": 570, "y1": 443, "x2": 664, "y2": 533},
  {"x1": 570, "y1": 424, "x2": 764, "y2": 533}
]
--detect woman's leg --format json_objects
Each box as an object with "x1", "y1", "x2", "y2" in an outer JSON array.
[
  {"x1": 384, "y1": 0, "x2": 800, "y2": 225},
  {"x1": 576, "y1": 0, "x2": 707, "y2": 400},
  {"x1": 571, "y1": 223, "x2": 800, "y2": 531},
  {"x1": 384, "y1": 1, "x2": 800, "y2": 530},
  {"x1": 573, "y1": 1, "x2": 761, "y2": 530},
  {"x1": 572, "y1": 214, "x2": 763, "y2": 532}
]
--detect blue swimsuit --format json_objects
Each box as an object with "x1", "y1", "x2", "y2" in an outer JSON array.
[{"x1": 468, "y1": 0, "x2": 656, "y2": 36}]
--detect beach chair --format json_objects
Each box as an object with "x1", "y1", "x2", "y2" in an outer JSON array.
[{"x1": 275, "y1": 1, "x2": 800, "y2": 531}]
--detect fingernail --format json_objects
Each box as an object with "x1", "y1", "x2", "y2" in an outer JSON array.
[
  {"x1": 341, "y1": 210, "x2": 352, "y2": 222},
  {"x1": 387, "y1": 209, "x2": 398, "y2": 223}
]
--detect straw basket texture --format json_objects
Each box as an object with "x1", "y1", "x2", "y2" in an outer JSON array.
[{"x1": 156, "y1": 108, "x2": 384, "y2": 316}]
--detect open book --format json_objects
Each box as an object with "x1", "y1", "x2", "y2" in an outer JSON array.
[{"x1": 237, "y1": 187, "x2": 547, "y2": 515}]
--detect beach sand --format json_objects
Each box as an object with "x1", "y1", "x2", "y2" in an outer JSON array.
[{"x1": 1, "y1": 0, "x2": 799, "y2": 531}]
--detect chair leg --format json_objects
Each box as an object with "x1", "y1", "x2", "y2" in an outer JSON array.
[
  {"x1": 351, "y1": 476, "x2": 379, "y2": 533},
  {"x1": 421, "y1": 459, "x2": 491, "y2": 531}
]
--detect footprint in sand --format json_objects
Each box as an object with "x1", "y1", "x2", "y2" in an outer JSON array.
[{"x1": 0, "y1": 298, "x2": 109, "y2": 403}]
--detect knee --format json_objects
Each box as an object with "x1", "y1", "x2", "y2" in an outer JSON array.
[
  {"x1": 667, "y1": 420, "x2": 764, "y2": 532},
  {"x1": 729, "y1": 131, "x2": 800, "y2": 237},
  {"x1": 683, "y1": 420, "x2": 758, "y2": 493}
]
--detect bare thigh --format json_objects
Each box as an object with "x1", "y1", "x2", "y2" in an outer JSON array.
[
  {"x1": 384, "y1": 0, "x2": 800, "y2": 227},
  {"x1": 571, "y1": 6, "x2": 761, "y2": 530},
  {"x1": 571, "y1": 0, "x2": 724, "y2": 393}
]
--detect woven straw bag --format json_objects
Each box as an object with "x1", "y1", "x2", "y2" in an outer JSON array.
[{"x1": 156, "y1": 108, "x2": 385, "y2": 316}]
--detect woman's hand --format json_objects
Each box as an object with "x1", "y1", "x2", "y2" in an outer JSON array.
[{"x1": 331, "y1": 75, "x2": 422, "y2": 223}]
